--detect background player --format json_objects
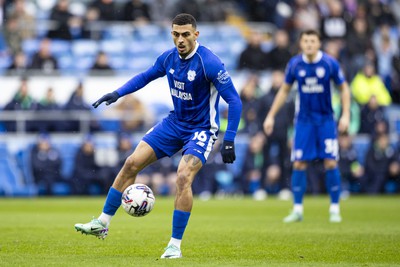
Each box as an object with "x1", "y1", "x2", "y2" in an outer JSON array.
[
  {"x1": 263, "y1": 29, "x2": 351, "y2": 223},
  {"x1": 74, "y1": 13, "x2": 242, "y2": 258}
]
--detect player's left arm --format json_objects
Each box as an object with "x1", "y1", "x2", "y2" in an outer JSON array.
[
  {"x1": 331, "y1": 58, "x2": 351, "y2": 134},
  {"x1": 337, "y1": 81, "x2": 351, "y2": 134}
]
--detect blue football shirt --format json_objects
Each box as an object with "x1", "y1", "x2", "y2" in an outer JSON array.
[
  {"x1": 116, "y1": 42, "x2": 241, "y2": 141},
  {"x1": 285, "y1": 51, "x2": 346, "y2": 122}
]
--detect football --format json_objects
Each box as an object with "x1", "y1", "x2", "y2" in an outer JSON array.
[{"x1": 121, "y1": 184, "x2": 155, "y2": 217}]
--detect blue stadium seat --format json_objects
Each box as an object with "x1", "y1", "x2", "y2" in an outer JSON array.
[
  {"x1": 100, "y1": 39, "x2": 126, "y2": 56},
  {"x1": 53, "y1": 142, "x2": 80, "y2": 179},
  {"x1": 50, "y1": 39, "x2": 71, "y2": 57},
  {"x1": 0, "y1": 146, "x2": 37, "y2": 197},
  {"x1": 352, "y1": 135, "x2": 371, "y2": 166},
  {"x1": 71, "y1": 40, "x2": 99, "y2": 57},
  {"x1": 22, "y1": 39, "x2": 41, "y2": 57}
]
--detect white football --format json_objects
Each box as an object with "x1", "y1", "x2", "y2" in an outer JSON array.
[{"x1": 121, "y1": 184, "x2": 155, "y2": 217}]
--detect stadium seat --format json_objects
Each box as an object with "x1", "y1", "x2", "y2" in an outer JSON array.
[
  {"x1": 99, "y1": 39, "x2": 126, "y2": 57},
  {"x1": 0, "y1": 149, "x2": 37, "y2": 197},
  {"x1": 50, "y1": 39, "x2": 71, "y2": 57},
  {"x1": 22, "y1": 39, "x2": 41, "y2": 56},
  {"x1": 352, "y1": 135, "x2": 371, "y2": 166},
  {"x1": 71, "y1": 40, "x2": 99, "y2": 57}
]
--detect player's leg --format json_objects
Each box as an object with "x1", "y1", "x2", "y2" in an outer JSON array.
[
  {"x1": 161, "y1": 154, "x2": 203, "y2": 259},
  {"x1": 284, "y1": 121, "x2": 315, "y2": 223},
  {"x1": 319, "y1": 120, "x2": 342, "y2": 222},
  {"x1": 74, "y1": 141, "x2": 158, "y2": 238},
  {"x1": 161, "y1": 129, "x2": 215, "y2": 259},
  {"x1": 283, "y1": 160, "x2": 307, "y2": 223}
]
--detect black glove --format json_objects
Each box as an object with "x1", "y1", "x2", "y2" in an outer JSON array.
[
  {"x1": 92, "y1": 91, "x2": 120, "y2": 108},
  {"x1": 221, "y1": 140, "x2": 236, "y2": 164}
]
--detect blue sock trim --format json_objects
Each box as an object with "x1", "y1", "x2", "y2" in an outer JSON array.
[
  {"x1": 291, "y1": 170, "x2": 307, "y2": 204},
  {"x1": 172, "y1": 209, "x2": 191, "y2": 240},
  {"x1": 102, "y1": 187, "x2": 122, "y2": 216},
  {"x1": 326, "y1": 168, "x2": 341, "y2": 204}
]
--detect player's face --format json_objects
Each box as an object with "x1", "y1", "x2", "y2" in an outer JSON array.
[
  {"x1": 171, "y1": 24, "x2": 199, "y2": 58},
  {"x1": 299, "y1": 34, "x2": 321, "y2": 58}
]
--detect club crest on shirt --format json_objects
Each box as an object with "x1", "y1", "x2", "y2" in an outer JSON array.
[
  {"x1": 187, "y1": 70, "x2": 196, "y2": 81},
  {"x1": 299, "y1": 69, "x2": 306, "y2": 77},
  {"x1": 316, "y1": 67, "x2": 325, "y2": 78}
]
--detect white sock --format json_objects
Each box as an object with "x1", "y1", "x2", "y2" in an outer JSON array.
[
  {"x1": 293, "y1": 204, "x2": 303, "y2": 214},
  {"x1": 329, "y1": 204, "x2": 340, "y2": 214},
  {"x1": 98, "y1": 212, "x2": 113, "y2": 227},
  {"x1": 168, "y1": 237, "x2": 182, "y2": 249}
]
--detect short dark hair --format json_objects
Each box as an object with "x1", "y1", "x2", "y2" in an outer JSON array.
[
  {"x1": 172, "y1": 13, "x2": 197, "y2": 29},
  {"x1": 299, "y1": 29, "x2": 321, "y2": 41}
]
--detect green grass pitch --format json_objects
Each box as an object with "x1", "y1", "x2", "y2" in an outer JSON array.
[{"x1": 0, "y1": 195, "x2": 399, "y2": 267}]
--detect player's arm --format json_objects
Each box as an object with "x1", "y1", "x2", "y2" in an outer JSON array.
[
  {"x1": 219, "y1": 85, "x2": 242, "y2": 164},
  {"x1": 337, "y1": 81, "x2": 351, "y2": 133},
  {"x1": 92, "y1": 56, "x2": 166, "y2": 108},
  {"x1": 263, "y1": 82, "x2": 292, "y2": 136}
]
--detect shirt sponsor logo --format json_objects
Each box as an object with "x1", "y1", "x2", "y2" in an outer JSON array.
[
  {"x1": 171, "y1": 88, "x2": 193, "y2": 100},
  {"x1": 217, "y1": 70, "x2": 230, "y2": 84},
  {"x1": 169, "y1": 68, "x2": 175, "y2": 74},
  {"x1": 301, "y1": 77, "x2": 324, "y2": 93}
]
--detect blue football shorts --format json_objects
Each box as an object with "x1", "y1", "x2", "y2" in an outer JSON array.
[
  {"x1": 142, "y1": 115, "x2": 218, "y2": 165},
  {"x1": 291, "y1": 119, "x2": 338, "y2": 161}
]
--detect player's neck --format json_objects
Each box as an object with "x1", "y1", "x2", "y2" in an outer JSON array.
[{"x1": 302, "y1": 51, "x2": 322, "y2": 63}]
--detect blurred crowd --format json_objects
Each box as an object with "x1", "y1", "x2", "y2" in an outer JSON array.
[{"x1": 1, "y1": 0, "x2": 400, "y2": 197}]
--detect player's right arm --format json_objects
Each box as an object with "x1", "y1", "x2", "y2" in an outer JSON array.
[
  {"x1": 92, "y1": 52, "x2": 170, "y2": 108},
  {"x1": 263, "y1": 82, "x2": 292, "y2": 136}
]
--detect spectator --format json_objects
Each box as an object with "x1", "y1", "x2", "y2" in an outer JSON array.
[
  {"x1": 64, "y1": 82, "x2": 98, "y2": 132},
  {"x1": 175, "y1": 0, "x2": 201, "y2": 22},
  {"x1": 30, "y1": 134, "x2": 62, "y2": 195},
  {"x1": 372, "y1": 24, "x2": 398, "y2": 90},
  {"x1": 3, "y1": 14, "x2": 23, "y2": 54},
  {"x1": 267, "y1": 29, "x2": 292, "y2": 71},
  {"x1": 29, "y1": 38, "x2": 59, "y2": 75},
  {"x1": 90, "y1": 51, "x2": 114, "y2": 75},
  {"x1": 362, "y1": 132, "x2": 395, "y2": 194},
  {"x1": 36, "y1": 87, "x2": 63, "y2": 132},
  {"x1": 111, "y1": 94, "x2": 150, "y2": 133},
  {"x1": 391, "y1": 44, "x2": 400, "y2": 104},
  {"x1": 7, "y1": 50, "x2": 29, "y2": 76},
  {"x1": 123, "y1": 0, "x2": 151, "y2": 24},
  {"x1": 3, "y1": 77, "x2": 37, "y2": 132},
  {"x1": 81, "y1": 6, "x2": 102, "y2": 40},
  {"x1": 198, "y1": 0, "x2": 227, "y2": 22},
  {"x1": 359, "y1": 95, "x2": 385, "y2": 135},
  {"x1": 239, "y1": 73, "x2": 262, "y2": 135},
  {"x1": 237, "y1": 30, "x2": 268, "y2": 71},
  {"x1": 351, "y1": 62, "x2": 391, "y2": 106},
  {"x1": 319, "y1": 0, "x2": 349, "y2": 42},
  {"x1": 338, "y1": 133, "x2": 364, "y2": 194},
  {"x1": 258, "y1": 70, "x2": 294, "y2": 196},
  {"x1": 345, "y1": 17, "x2": 373, "y2": 80},
  {"x1": 6, "y1": 0, "x2": 35, "y2": 40},
  {"x1": 89, "y1": 0, "x2": 117, "y2": 21},
  {"x1": 365, "y1": 0, "x2": 397, "y2": 32},
  {"x1": 46, "y1": 0, "x2": 75, "y2": 40},
  {"x1": 291, "y1": 0, "x2": 319, "y2": 38},
  {"x1": 71, "y1": 136, "x2": 105, "y2": 195}
]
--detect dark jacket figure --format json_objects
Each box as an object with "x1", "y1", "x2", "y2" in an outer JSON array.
[
  {"x1": 362, "y1": 133, "x2": 395, "y2": 194},
  {"x1": 237, "y1": 31, "x2": 268, "y2": 71},
  {"x1": 47, "y1": 0, "x2": 73, "y2": 40},
  {"x1": 30, "y1": 135, "x2": 62, "y2": 195},
  {"x1": 72, "y1": 139, "x2": 104, "y2": 195},
  {"x1": 36, "y1": 88, "x2": 63, "y2": 132}
]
